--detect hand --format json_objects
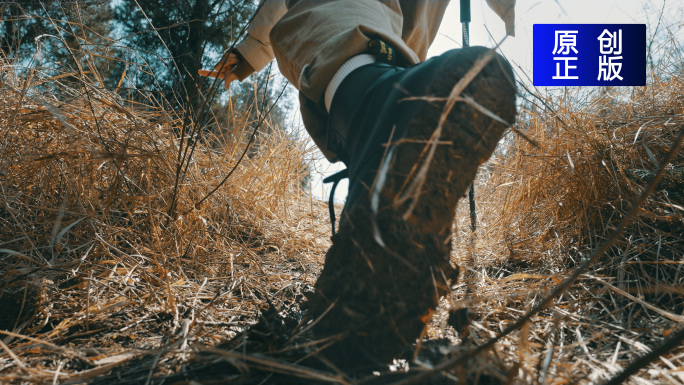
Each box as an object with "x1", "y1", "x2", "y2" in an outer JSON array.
[{"x1": 198, "y1": 52, "x2": 240, "y2": 89}]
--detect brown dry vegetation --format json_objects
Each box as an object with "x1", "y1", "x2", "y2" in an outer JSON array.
[
  {"x1": 444, "y1": 35, "x2": 684, "y2": 383},
  {"x1": 0, "y1": 43, "x2": 330, "y2": 383},
  {"x1": 1, "y1": 9, "x2": 684, "y2": 385}
]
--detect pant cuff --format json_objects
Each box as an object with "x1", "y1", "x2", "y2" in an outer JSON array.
[{"x1": 324, "y1": 54, "x2": 376, "y2": 112}]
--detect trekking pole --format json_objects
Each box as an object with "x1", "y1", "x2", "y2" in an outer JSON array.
[
  {"x1": 461, "y1": 0, "x2": 471, "y2": 48},
  {"x1": 461, "y1": 0, "x2": 478, "y2": 233}
]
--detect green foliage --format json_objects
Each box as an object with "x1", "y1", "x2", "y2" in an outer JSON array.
[
  {"x1": 111, "y1": 0, "x2": 292, "y2": 147},
  {"x1": 1, "y1": 1, "x2": 112, "y2": 88},
  {"x1": 111, "y1": 0, "x2": 253, "y2": 109}
]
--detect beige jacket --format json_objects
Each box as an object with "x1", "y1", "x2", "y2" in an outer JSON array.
[{"x1": 233, "y1": 0, "x2": 514, "y2": 161}]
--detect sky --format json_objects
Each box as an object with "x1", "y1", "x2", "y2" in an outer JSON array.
[
  {"x1": 307, "y1": 0, "x2": 683, "y2": 203},
  {"x1": 429, "y1": 0, "x2": 682, "y2": 68}
]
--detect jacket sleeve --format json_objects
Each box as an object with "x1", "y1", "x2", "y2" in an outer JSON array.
[
  {"x1": 485, "y1": 0, "x2": 515, "y2": 37},
  {"x1": 233, "y1": 0, "x2": 287, "y2": 80}
]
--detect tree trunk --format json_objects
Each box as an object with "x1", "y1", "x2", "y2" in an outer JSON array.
[{"x1": 179, "y1": 0, "x2": 210, "y2": 126}]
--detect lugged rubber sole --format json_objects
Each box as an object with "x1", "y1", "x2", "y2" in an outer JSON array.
[{"x1": 308, "y1": 47, "x2": 517, "y2": 371}]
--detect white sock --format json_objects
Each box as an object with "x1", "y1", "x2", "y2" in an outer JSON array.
[{"x1": 324, "y1": 54, "x2": 376, "y2": 113}]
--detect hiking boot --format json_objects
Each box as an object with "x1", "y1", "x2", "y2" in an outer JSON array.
[{"x1": 308, "y1": 46, "x2": 517, "y2": 371}]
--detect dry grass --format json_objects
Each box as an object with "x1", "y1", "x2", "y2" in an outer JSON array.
[
  {"x1": 443, "y1": 35, "x2": 684, "y2": 385},
  {"x1": 0, "y1": 30, "x2": 330, "y2": 382},
  {"x1": 1, "y1": 7, "x2": 683, "y2": 385}
]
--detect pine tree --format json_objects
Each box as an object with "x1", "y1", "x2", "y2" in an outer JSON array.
[
  {"x1": 1, "y1": 1, "x2": 112, "y2": 90},
  {"x1": 111, "y1": 0, "x2": 255, "y2": 119}
]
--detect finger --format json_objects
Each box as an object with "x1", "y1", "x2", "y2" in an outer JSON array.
[
  {"x1": 215, "y1": 54, "x2": 239, "y2": 68},
  {"x1": 224, "y1": 73, "x2": 238, "y2": 89},
  {"x1": 198, "y1": 69, "x2": 220, "y2": 78},
  {"x1": 222, "y1": 52, "x2": 240, "y2": 62}
]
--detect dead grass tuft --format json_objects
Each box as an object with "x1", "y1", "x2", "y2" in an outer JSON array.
[
  {"x1": 446, "y1": 32, "x2": 684, "y2": 384},
  {"x1": 0, "y1": 25, "x2": 330, "y2": 382}
]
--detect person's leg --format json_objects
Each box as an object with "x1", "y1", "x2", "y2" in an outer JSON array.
[
  {"x1": 270, "y1": 0, "x2": 449, "y2": 161},
  {"x1": 269, "y1": 0, "x2": 517, "y2": 371},
  {"x1": 271, "y1": 0, "x2": 436, "y2": 104}
]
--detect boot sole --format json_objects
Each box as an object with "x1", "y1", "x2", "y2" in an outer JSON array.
[{"x1": 309, "y1": 47, "x2": 517, "y2": 371}]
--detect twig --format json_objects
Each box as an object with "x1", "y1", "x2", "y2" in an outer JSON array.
[
  {"x1": 602, "y1": 326, "x2": 684, "y2": 385},
  {"x1": 0, "y1": 337, "x2": 27, "y2": 370},
  {"x1": 184, "y1": 83, "x2": 288, "y2": 215},
  {"x1": 593, "y1": 277, "x2": 684, "y2": 322},
  {"x1": 167, "y1": 0, "x2": 261, "y2": 218}
]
